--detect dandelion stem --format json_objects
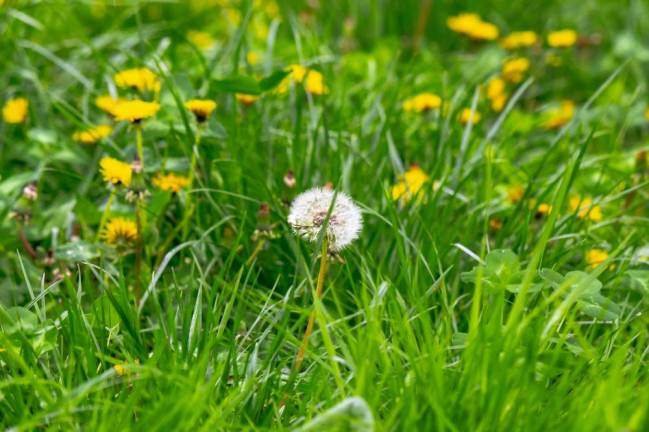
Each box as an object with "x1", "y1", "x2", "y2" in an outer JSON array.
[
  {"x1": 294, "y1": 237, "x2": 329, "y2": 373},
  {"x1": 134, "y1": 202, "x2": 143, "y2": 303},
  {"x1": 188, "y1": 128, "x2": 200, "y2": 195},
  {"x1": 183, "y1": 128, "x2": 201, "y2": 240},
  {"x1": 135, "y1": 126, "x2": 144, "y2": 169},
  {"x1": 96, "y1": 189, "x2": 116, "y2": 242},
  {"x1": 245, "y1": 238, "x2": 267, "y2": 267},
  {"x1": 17, "y1": 225, "x2": 37, "y2": 260}
]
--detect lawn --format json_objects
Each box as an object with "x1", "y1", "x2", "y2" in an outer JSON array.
[{"x1": 1, "y1": 0, "x2": 649, "y2": 430}]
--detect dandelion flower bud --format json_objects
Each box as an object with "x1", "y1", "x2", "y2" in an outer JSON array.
[
  {"x1": 283, "y1": 170, "x2": 296, "y2": 188},
  {"x1": 288, "y1": 187, "x2": 363, "y2": 252},
  {"x1": 23, "y1": 183, "x2": 38, "y2": 201}
]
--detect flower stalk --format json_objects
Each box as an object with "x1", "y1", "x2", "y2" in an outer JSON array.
[
  {"x1": 134, "y1": 201, "x2": 143, "y2": 303},
  {"x1": 294, "y1": 237, "x2": 330, "y2": 373},
  {"x1": 135, "y1": 126, "x2": 144, "y2": 170}
]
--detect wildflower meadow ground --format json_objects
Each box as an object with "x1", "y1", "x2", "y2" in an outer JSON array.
[{"x1": 1, "y1": 0, "x2": 649, "y2": 430}]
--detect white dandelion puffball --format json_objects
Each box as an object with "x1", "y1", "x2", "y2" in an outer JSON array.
[{"x1": 288, "y1": 187, "x2": 363, "y2": 251}]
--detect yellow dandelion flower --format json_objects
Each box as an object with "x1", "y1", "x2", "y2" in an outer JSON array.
[
  {"x1": 247, "y1": 51, "x2": 260, "y2": 65},
  {"x1": 187, "y1": 30, "x2": 215, "y2": 49},
  {"x1": 95, "y1": 95, "x2": 125, "y2": 116},
  {"x1": 114, "y1": 67, "x2": 161, "y2": 93},
  {"x1": 113, "y1": 364, "x2": 126, "y2": 376},
  {"x1": 391, "y1": 165, "x2": 430, "y2": 203},
  {"x1": 276, "y1": 64, "x2": 307, "y2": 93},
  {"x1": 489, "y1": 218, "x2": 503, "y2": 231},
  {"x1": 72, "y1": 125, "x2": 112, "y2": 144},
  {"x1": 288, "y1": 64, "x2": 308, "y2": 82},
  {"x1": 535, "y1": 203, "x2": 553, "y2": 217},
  {"x1": 111, "y1": 100, "x2": 160, "y2": 123},
  {"x1": 100, "y1": 157, "x2": 132, "y2": 187},
  {"x1": 543, "y1": 100, "x2": 575, "y2": 129},
  {"x1": 502, "y1": 57, "x2": 530, "y2": 83},
  {"x1": 487, "y1": 77, "x2": 505, "y2": 99},
  {"x1": 304, "y1": 70, "x2": 328, "y2": 95},
  {"x1": 486, "y1": 77, "x2": 507, "y2": 112},
  {"x1": 569, "y1": 196, "x2": 603, "y2": 222},
  {"x1": 102, "y1": 217, "x2": 138, "y2": 245},
  {"x1": 547, "y1": 29, "x2": 578, "y2": 48},
  {"x1": 185, "y1": 99, "x2": 217, "y2": 122},
  {"x1": 277, "y1": 65, "x2": 327, "y2": 95},
  {"x1": 403, "y1": 93, "x2": 442, "y2": 113},
  {"x1": 506, "y1": 185, "x2": 524, "y2": 204},
  {"x1": 645, "y1": 107, "x2": 649, "y2": 122},
  {"x1": 459, "y1": 108, "x2": 481, "y2": 125},
  {"x1": 585, "y1": 249, "x2": 609, "y2": 270},
  {"x1": 491, "y1": 94, "x2": 507, "y2": 112},
  {"x1": 3, "y1": 97, "x2": 28, "y2": 124},
  {"x1": 447, "y1": 13, "x2": 499, "y2": 41},
  {"x1": 236, "y1": 93, "x2": 259, "y2": 105},
  {"x1": 500, "y1": 31, "x2": 538, "y2": 49},
  {"x1": 152, "y1": 172, "x2": 190, "y2": 193}
]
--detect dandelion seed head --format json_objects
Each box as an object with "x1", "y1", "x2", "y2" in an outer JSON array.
[{"x1": 288, "y1": 187, "x2": 363, "y2": 252}]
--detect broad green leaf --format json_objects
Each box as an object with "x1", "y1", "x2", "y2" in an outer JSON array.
[
  {"x1": 259, "y1": 69, "x2": 290, "y2": 91},
  {"x1": 1, "y1": 307, "x2": 39, "y2": 334},
  {"x1": 75, "y1": 196, "x2": 102, "y2": 225},
  {"x1": 212, "y1": 75, "x2": 261, "y2": 94},
  {"x1": 55, "y1": 241, "x2": 99, "y2": 262}
]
